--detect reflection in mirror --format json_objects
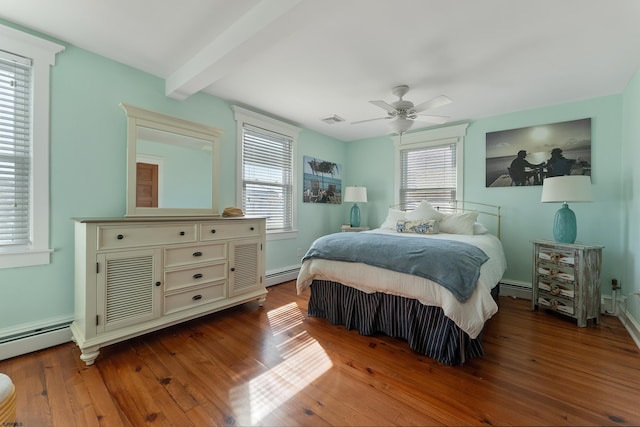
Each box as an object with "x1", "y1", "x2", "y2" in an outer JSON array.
[
  {"x1": 121, "y1": 103, "x2": 222, "y2": 217},
  {"x1": 136, "y1": 126, "x2": 212, "y2": 209}
]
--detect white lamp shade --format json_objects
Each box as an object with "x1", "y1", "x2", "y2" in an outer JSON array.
[
  {"x1": 541, "y1": 176, "x2": 592, "y2": 203},
  {"x1": 344, "y1": 186, "x2": 367, "y2": 203}
]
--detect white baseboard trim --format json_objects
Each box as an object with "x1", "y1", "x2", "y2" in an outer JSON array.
[
  {"x1": 265, "y1": 265, "x2": 300, "y2": 287},
  {"x1": 620, "y1": 307, "x2": 640, "y2": 350}
]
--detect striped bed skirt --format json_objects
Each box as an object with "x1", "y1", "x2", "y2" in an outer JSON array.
[{"x1": 307, "y1": 279, "x2": 485, "y2": 365}]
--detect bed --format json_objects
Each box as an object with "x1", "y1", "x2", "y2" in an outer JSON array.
[{"x1": 296, "y1": 200, "x2": 507, "y2": 365}]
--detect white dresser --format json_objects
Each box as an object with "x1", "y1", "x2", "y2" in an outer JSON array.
[{"x1": 71, "y1": 216, "x2": 266, "y2": 365}]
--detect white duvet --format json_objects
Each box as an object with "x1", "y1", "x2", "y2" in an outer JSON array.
[{"x1": 296, "y1": 228, "x2": 507, "y2": 339}]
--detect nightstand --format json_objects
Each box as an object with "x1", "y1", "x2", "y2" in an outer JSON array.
[
  {"x1": 340, "y1": 225, "x2": 369, "y2": 232},
  {"x1": 532, "y1": 240, "x2": 603, "y2": 327}
]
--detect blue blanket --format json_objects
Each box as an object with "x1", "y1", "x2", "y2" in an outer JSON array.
[{"x1": 302, "y1": 232, "x2": 489, "y2": 302}]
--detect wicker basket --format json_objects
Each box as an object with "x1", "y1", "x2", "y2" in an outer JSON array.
[{"x1": 0, "y1": 374, "x2": 16, "y2": 425}]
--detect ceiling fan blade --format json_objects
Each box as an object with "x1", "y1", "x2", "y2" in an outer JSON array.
[
  {"x1": 370, "y1": 100, "x2": 398, "y2": 114},
  {"x1": 351, "y1": 116, "x2": 392, "y2": 125},
  {"x1": 415, "y1": 114, "x2": 450, "y2": 125},
  {"x1": 413, "y1": 95, "x2": 452, "y2": 113}
]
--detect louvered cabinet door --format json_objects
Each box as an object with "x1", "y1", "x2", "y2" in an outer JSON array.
[
  {"x1": 96, "y1": 248, "x2": 162, "y2": 333},
  {"x1": 228, "y1": 238, "x2": 263, "y2": 297}
]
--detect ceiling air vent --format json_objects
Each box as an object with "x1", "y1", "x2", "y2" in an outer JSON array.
[{"x1": 321, "y1": 114, "x2": 345, "y2": 125}]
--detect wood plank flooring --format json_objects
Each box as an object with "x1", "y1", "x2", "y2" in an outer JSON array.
[{"x1": 2, "y1": 280, "x2": 639, "y2": 426}]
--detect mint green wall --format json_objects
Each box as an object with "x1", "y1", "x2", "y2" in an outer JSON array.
[
  {"x1": 0, "y1": 19, "x2": 635, "y2": 339},
  {"x1": 622, "y1": 67, "x2": 640, "y2": 322},
  {"x1": 0, "y1": 27, "x2": 346, "y2": 334},
  {"x1": 348, "y1": 96, "x2": 624, "y2": 293}
]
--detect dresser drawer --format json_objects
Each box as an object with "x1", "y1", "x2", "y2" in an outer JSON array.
[
  {"x1": 538, "y1": 295, "x2": 575, "y2": 315},
  {"x1": 200, "y1": 221, "x2": 260, "y2": 241},
  {"x1": 164, "y1": 243, "x2": 227, "y2": 268},
  {"x1": 164, "y1": 262, "x2": 227, "y2": 292},
  {"x1": 537, "y1": 264, "x2": 575, "y2": 283},
  {"x1": 164, "y1": 281, "x2": 226, "y2": 315},
  {"x1": 537, "y1": 277, "x2": 575, "y2": 298},
  {"x1": 97, "y1": 224, "x2": 197, "y2": 250},
  {"x1": 538, "y1": 246, "x2": 575, "y2": 266}
]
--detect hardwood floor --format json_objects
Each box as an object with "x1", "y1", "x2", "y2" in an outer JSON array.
[{"x1": 2, "y1": 280, "x2": 639, "y2": 426}]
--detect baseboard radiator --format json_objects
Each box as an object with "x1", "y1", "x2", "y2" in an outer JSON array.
[
  {"x1": 265, "y1": 266, "x2": 300, "y2": 287},
  {"x1": 0, "y1": 319, "x2": 72, "y2": 361},
  {"x1": 499, "y1": 279, "x2": 532, "y2": 300}
]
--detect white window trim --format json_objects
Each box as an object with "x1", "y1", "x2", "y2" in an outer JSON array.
[
  {"x1": 0, "y1": 24, "x2": 64, "y2": 268},
  {"x1": 393, "y1": 123, "x2": 469, "y2": 206},
  {"x1": 232, "y1": 106, "x2": 300, "y2": 240}
]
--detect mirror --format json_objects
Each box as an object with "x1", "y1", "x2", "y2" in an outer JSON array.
[{"x1": 121, "y1": 103, "x2": 222, "y2": 217}]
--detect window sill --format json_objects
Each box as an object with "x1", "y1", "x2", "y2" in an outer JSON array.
[{"x1": 0, "y1": 248, "x2": 53, "y2": 269}]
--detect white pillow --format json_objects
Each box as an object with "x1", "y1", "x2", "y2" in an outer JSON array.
[
  {"x1": 439, "y1": 211, "x2": 479, "y2": 235},
  {"x1": 380, "y1": 208, "x2": 406, "y2": 229},
  {"x1": 473, "y1": 222, "x2": 488, "y2": 235},
  {"x1": 405, "y1": 200, "x2": 445, "y2": 221}
]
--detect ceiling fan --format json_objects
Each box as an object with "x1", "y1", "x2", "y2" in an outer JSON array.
[{"x1": 352, "y1": 85, "x2": 452, "y2": 134}]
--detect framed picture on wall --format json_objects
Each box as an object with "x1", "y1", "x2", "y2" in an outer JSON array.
[
  {"x1": 303, "y1": 156, "x2": 342, "y2": 203},
  {"x1": 485, "y1": 118, "x2": 592, "y2": 187}
]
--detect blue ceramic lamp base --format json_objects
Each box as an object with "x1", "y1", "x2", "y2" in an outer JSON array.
[
  {"x1": 553, "y1": 202, "x2": 577, "y2": 244},
  {"x1": 350, "y1": 203, "x2": 361, "y2": 227}
]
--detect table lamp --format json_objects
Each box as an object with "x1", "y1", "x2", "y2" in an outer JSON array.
[
  {"x1": 344, "y1": 186, "x2": 367, "y2": 227},
  {"x1": 540, "y1": 176, "x2": 592, "y2": 243}
]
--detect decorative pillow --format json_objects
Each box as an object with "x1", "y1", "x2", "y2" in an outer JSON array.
[
  {"x1": 380, "y1": 208, "x2": 406, "y2": 229},
  {"x1": 405, "y1": 200, "x2": 445, "y2": 222},
  {"x1": 396, "y1": 219, "x2": 439, "y2": 234},
  {"x1": 439, "y1": 211, "x2": 479, "y2": 235},
  {"x1": 473, "y1": 222, "x2": 488, "y2": 235}
]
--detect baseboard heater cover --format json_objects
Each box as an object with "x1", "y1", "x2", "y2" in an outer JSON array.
[
  {"x1": 0, "y1": 322, "x2": 72, "y2": 361},
  {"x1": 266, "y1": 267, "x2": 300, "y2": 286}
]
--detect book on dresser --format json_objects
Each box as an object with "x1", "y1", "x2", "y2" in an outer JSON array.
[{"x1": 531, "y1": 240, "x2": 603, "y2": 327}]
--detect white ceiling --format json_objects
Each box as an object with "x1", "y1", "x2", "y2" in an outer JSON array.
[{"x1": 2, "y1": 0, "x2": 640, "y2": 141}]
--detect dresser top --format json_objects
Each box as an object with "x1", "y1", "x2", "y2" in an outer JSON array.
[{"x1": 73, "y1": 216, "x2": 266, "y2": 224}]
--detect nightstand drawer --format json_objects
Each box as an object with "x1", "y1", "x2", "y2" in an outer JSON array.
[
  {"x1": 537, "y1": 277, "x2": 575, "y2": 299},
  {"x1": 537, "y1": 246, "x2": 575, "y2": 266},
  {"x1": 537, "y1": 295, "x2": 575, "y2": 315},
  {"x1": 537, "y1": 264, "x2": 575, "y2": 283}
]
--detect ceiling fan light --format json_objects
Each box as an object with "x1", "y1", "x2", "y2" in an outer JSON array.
[{"x1": 388, "y1": 117, "x2": 414, "y2": 134}]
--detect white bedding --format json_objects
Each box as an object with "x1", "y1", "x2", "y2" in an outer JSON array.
[{"x1": 296, "y1": 228, "x2": 507, "y2": 339}]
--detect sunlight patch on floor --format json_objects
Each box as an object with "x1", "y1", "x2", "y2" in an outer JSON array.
[{"x1": 229, "y1": 302, "x2": 332, "y2": 425}]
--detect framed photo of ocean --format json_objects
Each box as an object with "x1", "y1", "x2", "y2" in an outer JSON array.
[{"x1": 485, "y1": 118, "x2": 591, "y2": 188}]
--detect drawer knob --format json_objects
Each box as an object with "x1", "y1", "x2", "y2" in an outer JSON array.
[
  {"x1": 117, "y1": 234, "x2": 124, "y2": 240},
  {"x1": 192, "y1": 294, "x2": 202, "y2": 301},
  {"x1": 250, "y1": 227, "x2": 255, "y2": 231},
  {"x1": 180, "y1": 231, "x2": 185, "y2": 236},
  {"x1": 230, "y1": 267, "x2": 235, "y2": 272},
  {"x1": 155, "y1": 281, "x2": 161, "y2": 287},
  {"x1": 193, "y1": 251, "x2": 203, "y2": 257},
  {"x1": 193, "y1": 273, "x2": 203, "y2": 279},
  {"x1": 210, "y1": 229, "x2": 216, "y2": 234}
]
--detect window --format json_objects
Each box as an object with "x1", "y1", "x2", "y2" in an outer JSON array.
[
  {"x1": 395, "y1": 124, "x2": 469, "y2": 210},
  {"x1": 0, "y1": 24, "x2": 63, "y2": 268},
  {"x1": 233, "y1": 106, "x2": 300, "y2": 239}
]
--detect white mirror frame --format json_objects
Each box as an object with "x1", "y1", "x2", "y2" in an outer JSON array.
[{"x1": 120, "y1": 103, "x2": 222, "y2": 217}]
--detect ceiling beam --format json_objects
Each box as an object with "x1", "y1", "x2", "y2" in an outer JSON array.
[{"x1": 165, "y1": 0, "x2": 303, "y2": 100}]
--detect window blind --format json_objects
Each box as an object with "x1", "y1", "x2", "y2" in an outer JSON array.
[
  {"x1": 241, "y1": 124, "x2": 293, "y2": 231},
  {"x1": 400, "y1": 142, "x2": 456, "y2": 210},
  {"x1": 0, "y1": 51, "x2": 31, "y2": 246}
]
